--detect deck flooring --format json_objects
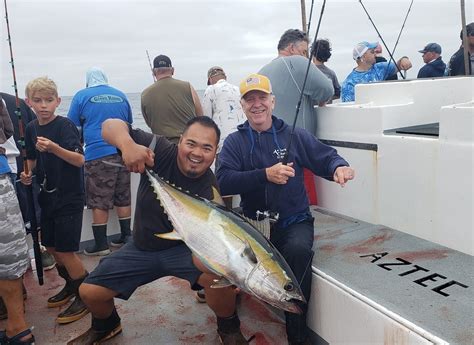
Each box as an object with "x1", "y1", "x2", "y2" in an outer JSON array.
[{"x1": 4, "y1": 250, "x2": 288, "y2": 345}]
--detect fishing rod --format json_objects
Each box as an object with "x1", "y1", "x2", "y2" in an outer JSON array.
[
  {"x1": 383, "y1": 0, "x2": 414, "y2": 80},
  {"x1": 283, "y1": 0, "x2": 326, "y2": 166},
  {"x1": 264, "y1": 0, "x2": 325, "y2": 224},
  {"x1": 305, "y1": 0, "x2": 316, "y2": 38},
  {"x1": 4, "y1": 0, "x2": 44, "y2": 285},
  {"x1": 358, "y1": 0, "x2": 405, "y2": 79},
  {"x1": 146, "y1": 50, "x2": 156, "y2": 82}
]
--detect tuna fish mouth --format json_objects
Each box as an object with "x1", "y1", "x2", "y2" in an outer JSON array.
[{"x1": 282, "y1": 299, "x2": 304, "y2": 314}]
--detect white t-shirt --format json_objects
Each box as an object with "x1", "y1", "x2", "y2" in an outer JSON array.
[{"x1": 202, "y1": 79, "x2": 246, "y2": 154}]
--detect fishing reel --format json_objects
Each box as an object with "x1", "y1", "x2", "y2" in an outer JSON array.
[{"x1": 256, "y1": 210, "x2": 280, "y2": 224}]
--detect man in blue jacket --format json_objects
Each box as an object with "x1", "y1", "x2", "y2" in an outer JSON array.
[
  {"x1": 68, "y1": 67, "x2": 133, "y2": 256},
  {"x1": 216, "y1": 74, "x2": 355, "y2": 345},
  {"x1": 417, "y1": 43, "x2": 446, "y2": 78}
]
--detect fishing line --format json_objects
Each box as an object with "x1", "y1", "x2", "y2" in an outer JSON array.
[
  {"x1": 3, "y1": 0, "x2": 44, "y2": 284},
  {"x1": 358, "y1": 0, "x2": 405, "y2": 79},
  {"x1": 283, "y1": 0, "x2": 326, "y2": 166},
  {"x1": 383, "y1": 0, "x2": 414, "y2": 80},
  {"x1": 146, "y1": 49, "x2": 157, "y2": 82}
]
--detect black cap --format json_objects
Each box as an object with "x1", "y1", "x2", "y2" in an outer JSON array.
[
  {"x1": 153, "y1": 55, "x2": 172, "y2": 68},
  {"x1": 418, "y1": 43, "x2": 442, "y2": 54},
  {"x1": 460, "y1": 22, "x2": 474, "y2": 40}
]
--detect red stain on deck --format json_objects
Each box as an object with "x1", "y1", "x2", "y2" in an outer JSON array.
[
  {"x1": 252, "y1": 332, "x2": 272, "y2": 345},
  {"x1": 319, "y1": 244, "x2": 337, "y2": 252},
  {"x1": 206, "y1": 315, "x2": 215, "y2": 325},
  {"x1": 314, "y1": 229, "x2": 343, "y2": 241},
  {"x1": 396, "y1": 249, "x2": 451, "y2": 261},
  {"x1": 179, "y1": 334, "x2": 206, "y2": 343},
  {"x1": 345, "y1": 230, "x2": 392, "y2": 253}
]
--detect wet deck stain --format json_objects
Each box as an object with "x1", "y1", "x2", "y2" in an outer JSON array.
[
  {"x1": 319, "y1": 244, "x2": 337, "y2": 252},
  {"x1": 345, "y1": 229, "x2": 393, "y2": 253},
  {"x1": 395, "y1": 249, "x2": 451, "y2": 261},
  {"x1": 314, "y1": 229, "x2": 343, "y2": 241},
  {"x1": 178, "y1": 333, "x2": 206, "y2": 343},
  {"x1": 252, "y1": 332, "x2": 272, "y2": 345}
]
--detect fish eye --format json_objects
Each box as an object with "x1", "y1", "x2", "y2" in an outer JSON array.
[{"x1": 284, "y1": 282, "x2": 294, "y2": 291}]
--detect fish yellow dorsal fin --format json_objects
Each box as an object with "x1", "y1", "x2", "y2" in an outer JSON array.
[
  {"x1": 155, "y1": 230, "x2": 182, "y2": 241},
  {"x1": 211, "y1": 277, "x2": 233, "y2": 288},
  {"x1": 212, "y1": 186, "x2": 225, "y2": 207}
]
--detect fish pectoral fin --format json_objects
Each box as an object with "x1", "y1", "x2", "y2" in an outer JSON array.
[
  {"x1": 242, "y1": 242, "x2": 258, "y2": 264},
  {"x1": 210, "y1": 277, "x2": 233, "y2": 288},
  {"x1": 154, "y1": 230, "x2": 182, "y2": 241}
]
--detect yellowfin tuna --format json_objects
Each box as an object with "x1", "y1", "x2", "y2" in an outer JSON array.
[{"x1": 146, "y1": 170, "x2": 305, "y2": 314}]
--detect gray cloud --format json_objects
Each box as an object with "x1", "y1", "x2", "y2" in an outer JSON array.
[{"x1": 1, "y1": 0, "x2": 471, "y2": 97}]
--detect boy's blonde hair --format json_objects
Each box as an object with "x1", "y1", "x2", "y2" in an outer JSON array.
[{"x1": 25, "y1": 76, "x2": 58, "y2": 99}]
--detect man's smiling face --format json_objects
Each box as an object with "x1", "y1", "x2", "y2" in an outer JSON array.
[{"x1": 177, "y1": 123, "x2": 218, "y2": 178}]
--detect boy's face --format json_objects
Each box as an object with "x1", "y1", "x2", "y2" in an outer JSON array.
[{"x1": 26, "y1": 91, "x2": 61, "y2": 124}]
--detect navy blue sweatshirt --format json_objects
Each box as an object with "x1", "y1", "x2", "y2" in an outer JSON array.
[
  {"x1": 216, "y1": 116, "x2": 349, "y2": 226},
  {"x1": 417, "y1": 57, "x2": 446, "y2": 78}
]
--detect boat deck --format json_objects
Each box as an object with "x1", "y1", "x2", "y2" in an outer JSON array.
[
  {"x1": 310, "y1": 206, "x2": 473, "y2": 345},
  {"x1": 14, "y1": 253, "x2": 287, "y2": 345},
  {"x1": 3, "y1": 206, "x2": 473, "y2": 344}
]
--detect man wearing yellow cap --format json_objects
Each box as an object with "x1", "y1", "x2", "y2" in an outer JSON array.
[{"x1": 216, "y1": 74, "x2": 355, "y2": 345}]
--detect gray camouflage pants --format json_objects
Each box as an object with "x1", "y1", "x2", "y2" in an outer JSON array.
[{"x1": 0, "y1": 174, "x2": 29, "y2": 280}]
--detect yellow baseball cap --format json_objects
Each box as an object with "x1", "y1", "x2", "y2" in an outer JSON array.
[{"x1": 239, "y1": 74, "x2": 272, "y2": 98}]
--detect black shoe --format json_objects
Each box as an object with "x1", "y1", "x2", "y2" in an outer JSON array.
[
  {"x1": 48, "y1": 284, "x2": 75, "y2": 308},
  {"x1": 110, "y1": 234, "x2": 130, "y2": 248},
  {"x1": 66, "y1": 324, "x2": 122, "y2": 345},
  {"x1": 57, "y1": 296, "x2": 89, "y2": 324},
  {"x1": 83, "y1": 244, "x2": 110, "y2": 256}
]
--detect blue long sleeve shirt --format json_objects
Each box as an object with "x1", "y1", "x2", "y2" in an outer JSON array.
[{"x1": 216, "y1": 116, "x2": 349, "y2": 226}]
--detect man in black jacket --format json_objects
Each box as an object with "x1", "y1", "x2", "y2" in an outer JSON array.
[
  {"x1": 417, "y1": 43, "x2": 446, "y2": 78},
  {"x1": 448, "y1": 22, "x2": 474, "y2": 76}
]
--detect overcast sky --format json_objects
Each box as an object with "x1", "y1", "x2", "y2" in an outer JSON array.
[{"x1": 1, "y1": 0, "x2": 471, "y2": 97}]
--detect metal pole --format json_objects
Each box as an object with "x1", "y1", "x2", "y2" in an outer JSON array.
[
  {"x1": 460, "y1": 0, "x2": 470, "y2": 75},
  {"x1": 300, "y1": 0, "x2": 307, "y2": 33}
]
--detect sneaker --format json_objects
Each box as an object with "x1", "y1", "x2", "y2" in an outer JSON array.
[
  {"x1": 66, "y1": 324, "x2": 122, "y2": 345},
  {"x1": 83, "y1": 244, "x2": 110, "y2": 256},
  {"x1": 110, "y1": 234, "x2": 130, "y2": 248},
  {"x1": 195, "y1": 289, "x2": 206, "y2": 303},
  {"x1": 56, "y1": 296, "x2": 89, "y2": 324},
  {"x1": 41, "y1": 250, "x2": 56, "y2": 270},
  {"x1": 218, "y1": 329, "x2": 249, "y2": 345}
]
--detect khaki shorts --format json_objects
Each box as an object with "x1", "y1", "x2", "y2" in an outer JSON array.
[{"x1": 85, "y1": 154, "x2": 131, "y2": 210}]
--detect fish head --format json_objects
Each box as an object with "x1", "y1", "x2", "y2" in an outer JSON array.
[{"x1": 245, "y1": 259, "x2": 306, "y2": 314}]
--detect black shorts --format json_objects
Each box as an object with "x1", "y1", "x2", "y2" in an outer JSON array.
[
  {"x1": 40, "y1": 211, "x2": 83, "y2": 252},
  {"x1": 85, "y1": 241, "x2": 202, "y2": 300}
]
